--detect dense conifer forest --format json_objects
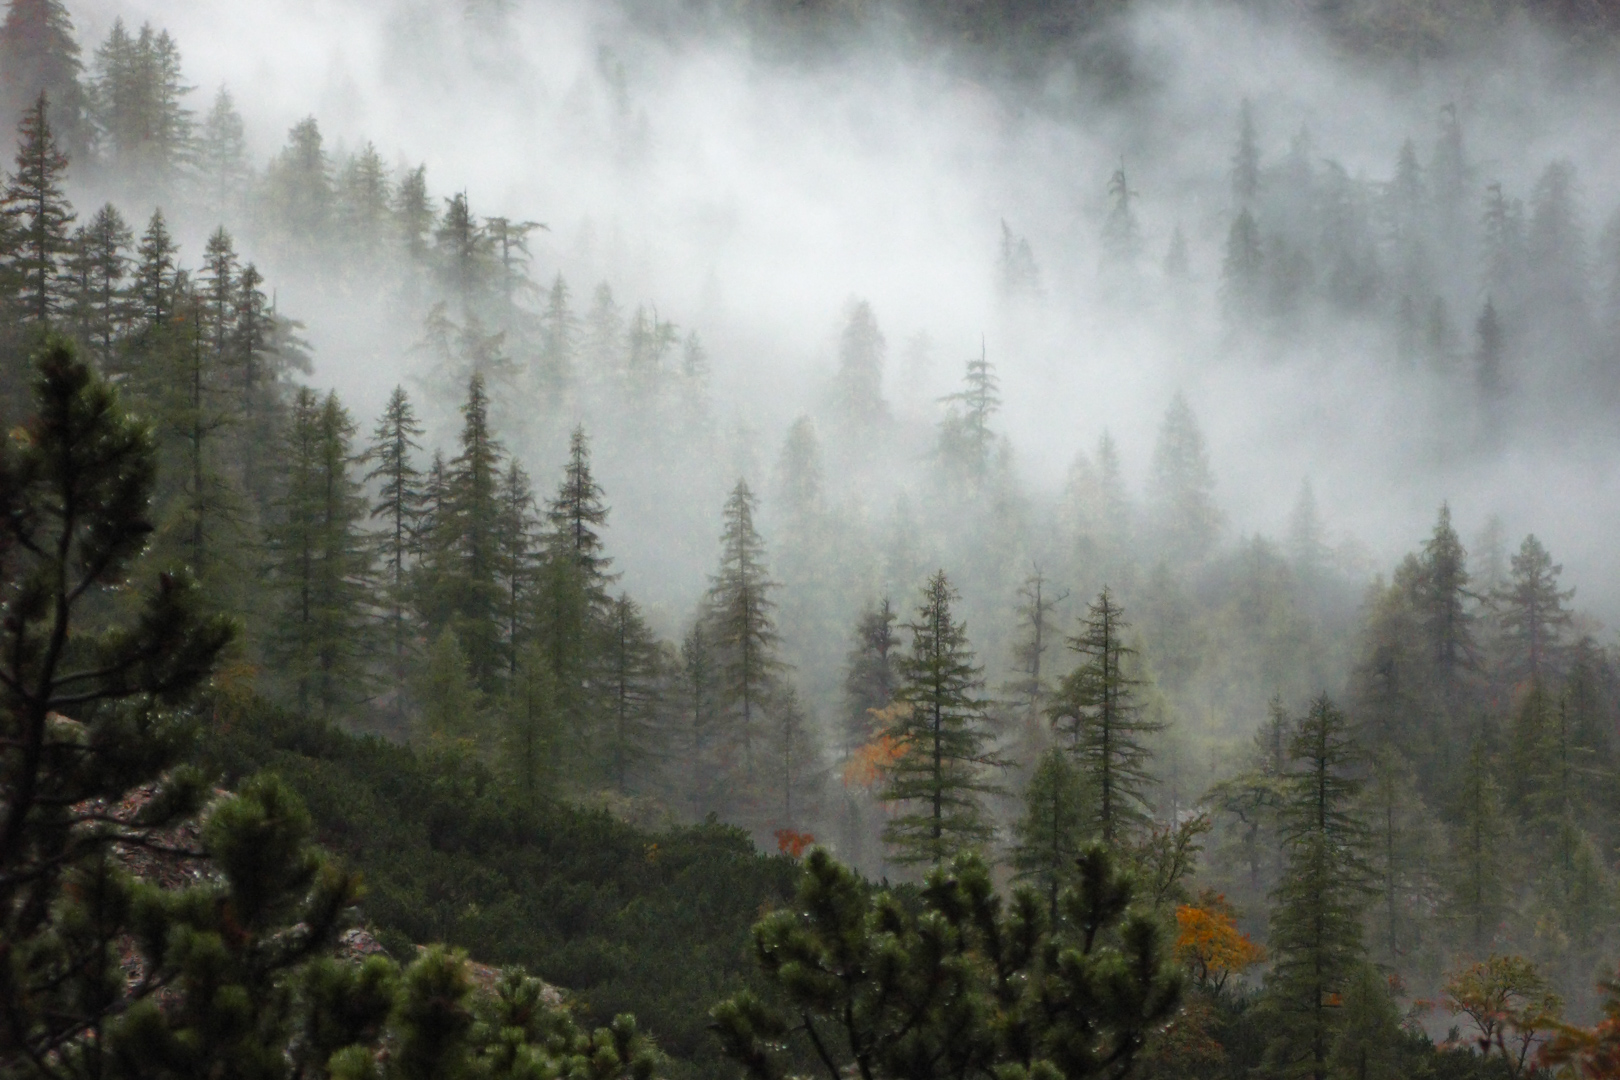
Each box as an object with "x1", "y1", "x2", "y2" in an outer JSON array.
[{"x1": 7, "y1": 0, "x2": 1620, "y2": 1078}]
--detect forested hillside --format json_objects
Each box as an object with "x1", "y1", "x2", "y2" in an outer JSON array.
[{"x1": 5, "y1": 0, "x2": 1620, "y2": 1078}]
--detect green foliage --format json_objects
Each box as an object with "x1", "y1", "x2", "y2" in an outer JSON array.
[
  {"x1": 1011, "y1": 746, "x2": 1095, "y2": 920},
  {"x1": 0, "y1": 338, "x2": 235, "y2": 1069},
  {"x1": 713, "y1": 844, "x2": 1182, "y2": 1080},
  {"x1": 1048, "y1": 589, "x2": 1161, "y2": 845},
  {"x1": 1260, "y1": 695, "x2": 1372, "y2": 1080},
  {"x1": 881, "y1": 570, "x2": 1003, "y2": 866},
  {"x1": 197, "y1": 700, "x2": 801, "y2": 1080}
]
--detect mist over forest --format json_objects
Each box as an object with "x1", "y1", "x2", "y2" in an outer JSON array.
[{"x1": 7, "y1": 1, "x2": 1620, "y2": 1079}]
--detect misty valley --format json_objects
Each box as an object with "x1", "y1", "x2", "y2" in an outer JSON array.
[{"x1": 6, "y1": 1, "x2": 1620, "y2": 1079}]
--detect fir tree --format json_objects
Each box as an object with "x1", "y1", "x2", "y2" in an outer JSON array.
[
  {"x1": 880, "y1": 570, "x2": 1003, "y2": 866},
  {"x1": 336, "y1": 141, "x2": 393, "y2": 263},
  {"x1": 266, "y1": 116, "x2": 332, "y2": 247},
  {"x1": 435, "y1": 191, "x2": 493, "y2": 317},
  {"x1": 1363, "y1": 747, "x2": 1439, "y2": 970},
  {"x1": 494, "y1": 459, "x2": 537, "y2": 678},
  {"x1": 438, "y1": 372, "x2": 506, "y2": 688},
  {"x1": 199, "y1": 227, "x2": 238, "y2": 363},
  {"x1": 1006, "y1": 569, "x2": 1068, "y2": 728},
  {"x1": 395, "y1": 164, "x2": 433, "y2": 262},
  {"x1": 599, "y1": 593, "x2": 666, "y2": 793},
  {"x1": 538, "y1": 273, "x2": 578, "y2": 390},
  {"x1": 937, "y1": 341, "x2": 1000, "y2": 481},
  {"x1": 2, "y1": 93, "x2": 74, "y2": 325},
  {"x1": 1221, "y1": 207, "x2": 1264, "y2": 320},
  {"x1": 0, "y1": 0, "x2": 85, "y2": 156},
  {"x1": 195, "y1": 85, "x2": 248, "y2": 218},
  {"x1": 1444, "y1": 737, "x2": 1509, "y2": 959},
  {"x1": 132, "y1": 208, "x2": 178, "y2": 328},
  {"x1": 1494, "y1": 534, "x2": 1574, "y2": 686},
  {"x1": 680, "y1": 621, "x2": 721, "y2": 817},
  {"x1": 1231, "y1": 98, "x2": 1260, "y2": 207},
  {"x1": 1419, "y1": 502, "x2": 1478, "y2": 719},
  {"x1": 1011, "y1": 746, "x2": 1094, "y2": 921},
  {"x1": 1477, "y1": 295, "x2": 1505, "y2": 405},
  {"x1": 704, "y1": 480, "x2": 785, "y2": 793},
  {"x1": 1048, "y1": 589, "x2": 1160, "y2": 845},
  {"x1": 63, "y1": 202, "x2": 131, "y2": 367},
  {"x1": 546, "y1": 425, "x2": 613, "y2": 587},
  {"x1": 265, "y1": 390, "x2": 372, "y2": 718},
  {"x1": 501, "y1": 643, "x2": 559, "y2": 808},
  {"x1": 843, "y1": 599, "x2": 899, "y2": 753},
  {"x1": 1150, "y1": 392, "x2": 1222, "y2": 565},
  {"x1": 415, "y1": 627, "x2": 484, "y2": 745},
  {"x1": 90, "y1": 20, "x2": 191, "y2": 186},
  {"x1": 1103, "y1": 161, "x2": 1141, "y2": 268},
  {"x1": 1263, "y1": 695, "x2": 1371, "y2": 1080},
  {"x1": 835, "y1": 299, "x2": 886, "y2": 423},
  {"x1": 767, "y1": 685, "x2": 823, "y2": 831},
  {"x1": 364, "y1": 385, "x2": 425, "y2": 716}
]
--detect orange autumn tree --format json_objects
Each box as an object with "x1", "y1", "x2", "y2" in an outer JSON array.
[
  {"x1": 841, "y1": 701, "x2": 910, "y2": 789},
  {"x1": 1541, "y1": 968, "x2": 1620, "y2": 1079},
  {"x1": 1443, "y1": 954, "x2": 1563, "y2": 1079},
  {"x1": 1176, "y1": 890, "x2": 1267, "y2": 992}
]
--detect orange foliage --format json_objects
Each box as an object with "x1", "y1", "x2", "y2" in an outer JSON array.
[
  {"x1": 1542, "y1": 979, "x2": 1620, "y2": 1078},
  {"x1": 775, "y1": 829, "x2": 816, "y2": 858},
  {"x1": 1175, "y1": 891, "x2": 1266, "y2": 992},
  {"x1": 842, "y1": 726, "x2": 908, "y2": 789}
]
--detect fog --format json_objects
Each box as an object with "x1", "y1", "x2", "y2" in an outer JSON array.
[{"x1": 68, "y1": 0, "x2": 1620, "y2": 629}]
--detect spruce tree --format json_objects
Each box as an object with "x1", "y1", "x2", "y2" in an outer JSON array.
[
  {"x1": 63, "y1": 202, "x2": 131, "y2": 367},
  {"x1": 599, "y1": 593, "x2": 666, "y2": 793},
  {"x1": 1444, "y1": 737, "x2": 1510, "y2": 960},
  {"x1": 1005, "y1": 570, "x2": 1067, "y2": 732},
  {"x1": 1048, "y1": 589, "x2": 1161, "y2": 845},
  {"x1": 265, "y1": 390, "x2": 372, "y2": 718},
  {"x1": 704, "y1": 480, "x2": 785, "y2": 792},
  {"x1": 434, "y1": 372, "x2": 506, "y2": 688},
  {"x1": 266, "y1": 116, "x2": 332, "y2": 247},
  {"x1": 937, "y1": 341, "x2": 1000, "y2": 481},
  {"x1": 90, "y1": 20, "x2": 191, "y2": 186},
  {"x1": 501, "y1": 642, "x2": 558, "y2": 808},
  {"x1": 364, "y1": 385, "x2": 425, "y2": 717},
  {"x1": 537, "y1": 273, "x2": 578, "y2": 389},
  {"x1": 395, "y1": 163, "x2": 433, "y2": 262},
  {"x1": 1221, "y1": 208, "x2": 1264, "y2": 320},
  {"x1": 1011, "y1": 746, "x2": 1094, "y2": 921},
  {"x1": 767, "y1": 686, "x2": 822, "y2": 831},
  {"x1": 842, "y1": 599, "x2": 899, "y2": 753},
  {"x1": 1150, "y1": 392, "x2": 1222, "y2": 565},
  {"x1": 545, "y1": 425, "x2": 613, "y2": 586},
  {"x1": 195, "y1": 85, "x2": 248, "y2": 218},
  {"x1": 1262, "y1": 695, "x2": 1371, "y2": 1080},
  {"x1": 1363, "y1": 747, "x2": 1440, "y2": 970},
  {"x1": 835, "y1": 299, "x2": 886, "y2": 423},
  {"x1": 132, "y1": 208, "x2": 177, "y2": 328},
  {"x1": 1419, "y1": 503, "x2": 1478, "y2": 721},
  {"x1": 0, "y1": 0, "x2": 85, "y2": 155},
  {"x1": 880, "y1": 570, "x2": 1003, "y2": 866},
  {"x1": 2, "y1": 93, "x2": 74, "y2": 325},
  {"x1": 1231, "y1": 98, "x2": 1260, "y2": 207},
  {"x1": 336, "y1": 141, "x2": 393, "y2": 263},
  {"x1": 1477, "y1": 296, "x2": 1505, "y2": 404},
  {"x1": 679, "y1": 621, "x2": 721, "y2": 817},
  {"x1": 1493, "y1": 534, "x2": 1574, "y2": 685},
  {"x1": 495, "y1": 459, "x2": 537, "y2": 678},
  {"x1": 1103, "y1": 162, "x2": 1141, "y2": 268}
]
